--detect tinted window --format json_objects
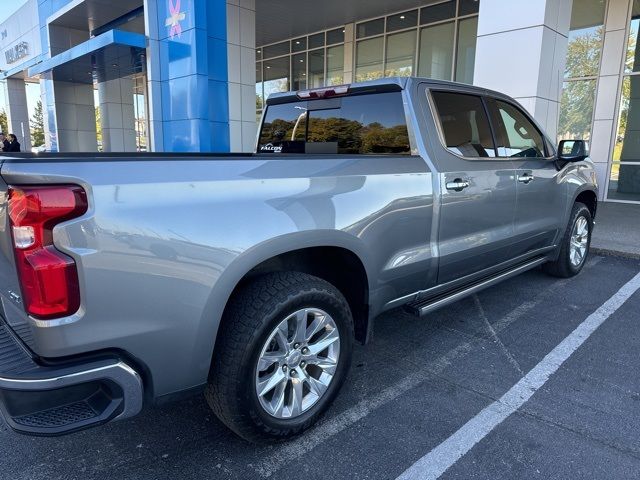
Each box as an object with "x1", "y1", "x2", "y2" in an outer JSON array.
[
  {"x1": 431, "y1": 91, "x2": 496, "y2": 158},
  {"x1": 493, "y1": 101, "x2": 546, "y2": 157},
  {"x1": 259, "y1": 92, "x2": 411, "y2": 155}
]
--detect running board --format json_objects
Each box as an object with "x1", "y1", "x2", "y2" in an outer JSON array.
[{"x1": 406, "y1": 257, "x2": 548, "y2": 317}]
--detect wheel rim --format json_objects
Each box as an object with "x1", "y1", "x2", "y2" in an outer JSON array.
[
  {"x1": 569, "y1": 215, "x2": 589, "y2": 268},
  {"x1": 255, "y1": 308, "x2": 340, "y2": 419}
]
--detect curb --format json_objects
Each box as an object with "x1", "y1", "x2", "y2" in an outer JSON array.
[{"x1": 592, "y1": 247, "x2": 640, "y2": 261}]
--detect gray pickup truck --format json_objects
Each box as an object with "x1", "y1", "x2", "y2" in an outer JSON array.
[{"x1": 0, "y1": 77, "x2": 597, "y2": 442}]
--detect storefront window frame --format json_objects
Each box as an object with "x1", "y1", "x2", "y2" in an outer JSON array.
[
  {"x1": 256, "y1": 25, "x2": 346, "y2": 118},
  {"x1": 353, "y1": 0, "x2": 480, "y2": 84},
  {"x1": 606, "y1": 0, "x2": 640, "y2": 203}
]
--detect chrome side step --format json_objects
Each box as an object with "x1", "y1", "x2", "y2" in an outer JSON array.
[{"x1": 406, "y1": 257, "x2": 547, "y2": 317}]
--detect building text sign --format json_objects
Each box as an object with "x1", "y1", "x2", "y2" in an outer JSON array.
[{"x1": 5, "y1": 41, "x2": 29, "y2": 64}]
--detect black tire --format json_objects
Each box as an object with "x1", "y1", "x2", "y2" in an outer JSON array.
[
  {"x1": 206, "y1": 271, "x2": 354, "y2": 442},
  {"x1": 543, "y1": 202, "x2": 593, "y2": 278}
]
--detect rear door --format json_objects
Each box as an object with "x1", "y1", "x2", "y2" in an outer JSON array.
[
  {"x1": 487, "y1": 98, "x2": 566, "y2": 256},
  {"x1": 428, "y1": 90, "x2": 518, "y2": 284}
]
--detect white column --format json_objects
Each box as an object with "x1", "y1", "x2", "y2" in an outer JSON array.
[
  {"x1": 473, "y1": 0, "x2": 572, "y2": 139},
  {"x1": 97, "y1": 78, "x2": 136, "y2": 152},
  {"x1": 227, "y1": 0, "x2": 256, "y2": 152},
  {"x1": 590, "y1": 0, "x2": 632, "y2": 200},
  {"x1": 53, "y1": 82, "x2": 98, "y2": 152},
  {"x1": 343, "y1": 23, "x2": 355, "y2": 84},
  {"x1": 4, "y1": 78, "x2": 32, "y2": 152}
]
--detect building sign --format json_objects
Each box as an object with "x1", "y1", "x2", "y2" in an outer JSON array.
[
  {"x1": 5, "y1": 41, "x2": 29, "y2": 64},
  {"x1": 165, "y1": 0, "x2": 186, "y2": 39}
]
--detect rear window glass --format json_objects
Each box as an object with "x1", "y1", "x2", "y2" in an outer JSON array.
[
  {"x1": 258, "y1": 92, "x2": 411, "y2": 155},
  {"x1": 431, "y1": 91, "x2": 496, "y2": 158}
]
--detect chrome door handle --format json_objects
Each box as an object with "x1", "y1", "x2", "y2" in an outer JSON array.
[
  {"x1": 445, "y1": 179, "x2": 470, "y2": 192},
  {"x1": 518, "y1": 173, "x2": 534, "y2": 184}
]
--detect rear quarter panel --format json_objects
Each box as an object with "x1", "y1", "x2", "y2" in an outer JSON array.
[{"x1": 0, "y1": 155, "x2": 433, "y2": 396}]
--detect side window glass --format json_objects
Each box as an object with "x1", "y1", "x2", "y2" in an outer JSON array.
[
  {"x1": 431, "y1": 91, "x2": 496, "y2": 158},
  {"x1": 494, "y1": 101, "x2": 546, "y2": 158}
]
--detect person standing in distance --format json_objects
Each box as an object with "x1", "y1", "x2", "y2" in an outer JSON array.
[
  {"x1": 6, "y1": 134, "x2": 20, "y2": 152},
  {"x1": 0, "y1": 133, "x2": 9, "y2": 152}
]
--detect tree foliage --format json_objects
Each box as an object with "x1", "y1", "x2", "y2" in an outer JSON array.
[
  {"x1": 0, "y1": 109, "x2": 7, "y2": 135},
  {"x1": 31, "y1": 100, "x2": 45, "y2": 147}
]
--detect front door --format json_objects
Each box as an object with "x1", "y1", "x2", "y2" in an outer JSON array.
[
  {"x1": 429, "y1": 91, "x2": 518, "y2": 285},
  {"x1": 488, "y1": 99, "x2": 566, "y2": 256}
]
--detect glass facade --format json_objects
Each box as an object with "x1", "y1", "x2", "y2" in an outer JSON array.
[
  {"x1": 609, "y1": 0, "x2": 640, "y2": 202},
  {"x1": 257, "y1": 0, "x2": 480, "y2": 117},
  {"x1": 558, "y1": 0, "x2": 606, "y2": 142},
  {"x1": 256, "y1": 28, "x2": 346, "y2": 117}
]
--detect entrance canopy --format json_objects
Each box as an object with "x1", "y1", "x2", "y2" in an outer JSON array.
[{"x1": 29, "y1": 29, "x2": 146, "y2": 84}]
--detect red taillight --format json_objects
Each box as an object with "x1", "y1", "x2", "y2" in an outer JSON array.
[{"x1": 7, "y1": 186, "x2": 88, "y2": 319}]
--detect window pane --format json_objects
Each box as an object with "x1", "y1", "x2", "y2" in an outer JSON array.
[
  {"x1": 326, "y1": 28, "x2": 345, "y2": 45},
  {"x1": 387, "y1": 10, "x2": 418, "y2": 32},
  {"x1": 565, "y1": 0, "x2": 606, "y2": 78},
  {"x1": 625, "y1": 1, "x2": 640, "y2": 73},
  {"x1": 309, "y1": 32, "x2": 325, "y2": 49},
  {"x1": 455, "y1": 16, "x2": 478, "y2": 84},
  {"x1": 385, "y1": 30, "x2": 417, "y2": 77},
  {"x1": 608, "y1": 163, "x2": 640, "y2": 201},
  {"x1": 355, "y1": 37, "x2": 384, "y2": 82},
  {"x1": 308, "y1": 49, "x2": 325, "y2": 87},
  {"x1": 263, "y1": 41, "x2": 289, "y2": 59},
  {"x1": 610, "y1": 75, "x2": 640, "y2": 200},
  {"x1": 458, "y1": 0, "x2": 480, "y2": 16},
  {"x1": 256, "y1": 48, "x2": 262, "y2": 61},
  {"x1": 327, "y1": 45, "x2": 344, "y2": 85},
  {"x1": 258, "y1": 92, "x2": 410, "y2": 154},
  {"x1": 292, "y1": 37, "x2": 307, "y2": 52},
  {"x1": 431, "y1": 91, "x2": 496, "y2": 158},
  {"x1": 494, "y1": 101, "x2": 545, "y2": 158},
  {"x1": 420, "y1": 0, "x2": 456, "y2": 25},
  {"x1": 263, "y1": 57, "x2": 290, "y2": 99},
  {"x1": 418, "y1": 22, "x2": 455, "y2": 80},
  {"x1": 357, "y1": 19, "x2": 385, "y2": 38},
  {"x1": 292, "y1": 53, "x2": 306, "y2": 91},
  {"x1": 558, "y1": 80, "x2": 597, "y2": 142}
]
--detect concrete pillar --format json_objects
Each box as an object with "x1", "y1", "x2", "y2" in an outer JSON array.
[
  {"x1": 343, "y1": 23, "x2": 355, "y2": 84},
  {"x1": 53, "y1": 81, "x2": 97, "y2": 152},
  {"x1": 97, "y1": 78, "x2": 137, "y2": 152},
  {"x1": 473, "y1": 0, "x2": 572, "y2": 139},
  {"x1": 144, "y1": 0, "x2": 233, "y2": 152},
  {"x1": 589, "y1": 0, "x2": 632, "y2": 200},
  {"x1": 4, "y1": 78, "x2": 32, "y2": 151},
  {"x1": 227, "y1": 0, "x2": 257, "y2": 152}
]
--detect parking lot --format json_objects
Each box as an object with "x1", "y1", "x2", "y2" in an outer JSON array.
[{"x1": 2, "y1": 254, "x2": 639, "y2": 480}]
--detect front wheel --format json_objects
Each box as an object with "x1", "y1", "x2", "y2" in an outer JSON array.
[
  {"x1": 206, "y1": 272, "x2": 353, "y2": 442},
  {"x1": 543, "y1": 202, "x2": 593, "y2": 278}
]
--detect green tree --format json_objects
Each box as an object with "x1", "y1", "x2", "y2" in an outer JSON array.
[
  {"x1": 31, "y1": 100, "x2": 45, "y2": 147},
  {"x1": 0, "y1": 109, "x2": 7, "y2": 135}
]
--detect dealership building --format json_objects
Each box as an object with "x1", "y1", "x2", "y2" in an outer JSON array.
[{"x1": 0, "y1": 0, "x2": 639, "y2": 203}]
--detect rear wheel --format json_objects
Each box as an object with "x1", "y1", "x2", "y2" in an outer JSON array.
[
  {"x1": 206, "y1": 272, "x2": 353, "y2": 442},
  {"x1": 543, "y1": 202, "x2": 593, "y2": 278}
]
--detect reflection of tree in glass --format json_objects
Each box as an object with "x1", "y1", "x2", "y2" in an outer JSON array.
[
  {"x1": 565, "y1": 27, "x2": 603, "y2": 78},
  {"x1": 261, "y1": 116, "x2": 410, "y2": 154},
  {"x1": 308, "y1": 117, "x2": 409, "y2": 153}
]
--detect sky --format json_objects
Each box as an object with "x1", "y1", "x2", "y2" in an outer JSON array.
[{"x1": 0, "y1": 0, "x2": 28, "y2": 24}]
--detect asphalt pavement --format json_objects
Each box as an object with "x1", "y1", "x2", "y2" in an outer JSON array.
[{"x1": 1, "y1": 254, "x2": 640, "y2": 480}]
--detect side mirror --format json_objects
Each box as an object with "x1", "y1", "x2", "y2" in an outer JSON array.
[{"x1": 558, "y1": 139, "x2": 589, "y2": 163}]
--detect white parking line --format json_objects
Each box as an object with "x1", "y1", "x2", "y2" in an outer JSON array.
[
  {"x1": 253, "y1": 258, "x2": 603, "y2": 478},
  {"x1": 396, "y1": 270, "x2": 640, "y2": 480}
]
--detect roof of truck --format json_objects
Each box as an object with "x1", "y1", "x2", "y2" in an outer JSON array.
[{"x1": 265, "y1": 76, "x2": 515, "y2": 105}]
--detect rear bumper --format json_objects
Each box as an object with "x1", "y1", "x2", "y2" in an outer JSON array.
[{"x1": 0, "y1": 319, "x2": 143, "y2": 436}]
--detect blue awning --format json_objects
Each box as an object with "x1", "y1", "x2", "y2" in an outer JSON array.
[{"x1": 29, "y1": 29, "x2": 147, "y2": 84}]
